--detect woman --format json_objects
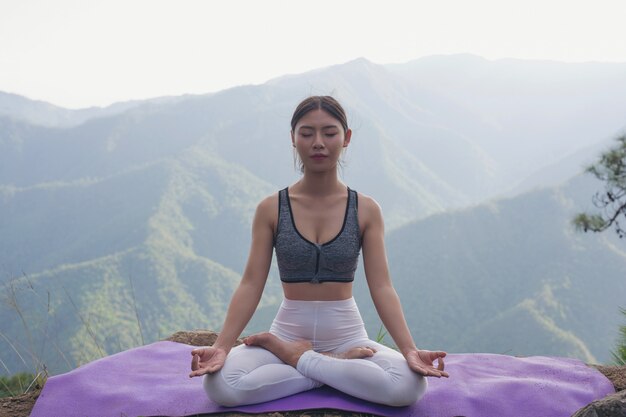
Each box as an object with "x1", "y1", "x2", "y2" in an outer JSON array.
[{"x1": 189, "y1": 95, "x2": 448, "y2": 407}]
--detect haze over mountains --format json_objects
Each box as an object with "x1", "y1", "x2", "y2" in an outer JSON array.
[{"x1": 1, "y1": 54, "x2": 625, "y2": 374}]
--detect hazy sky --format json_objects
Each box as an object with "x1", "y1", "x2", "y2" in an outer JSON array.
[{"x1": 1, "y1": 0, "x2": 625, "y2": 109}]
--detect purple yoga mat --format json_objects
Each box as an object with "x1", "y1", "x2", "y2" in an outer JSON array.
[{"x1": 30, "y1": 341, "x2": 614, "y2": 417}]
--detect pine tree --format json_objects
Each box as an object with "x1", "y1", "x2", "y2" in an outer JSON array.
[
  {"x1": 573, "y1": 134, "x2": 626, "y2": 238},
  {"x1": 573, "y1": 134, "x2": 626, "y2": 365}
]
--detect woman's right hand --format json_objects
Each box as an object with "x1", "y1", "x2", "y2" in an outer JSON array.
[{"x1": 189, "y1": 347, "x2": 227, "y2": 377}]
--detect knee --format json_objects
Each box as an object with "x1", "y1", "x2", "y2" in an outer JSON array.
[
  {"x1": 203, "y1": 372, "x2": 246, "y2": 407},
  {"x1": 369, "y1": 351, "x2": 429, "y2": 406},
  {"x1": 383, "y1": 373, "x2": 428, "y2": 407}
]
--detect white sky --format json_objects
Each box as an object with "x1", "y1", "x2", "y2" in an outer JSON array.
[{"x1": 1, "y1": 0, "x2": 625, "y2": 109}]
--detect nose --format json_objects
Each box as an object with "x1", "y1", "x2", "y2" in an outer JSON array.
[{"x1": 312, "y1": 132, "x2": 324, "y2": 149}]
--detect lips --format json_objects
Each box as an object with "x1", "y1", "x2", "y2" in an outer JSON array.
[{"x1": 311, "y1": 154, "x2": 328, "y2": 160}]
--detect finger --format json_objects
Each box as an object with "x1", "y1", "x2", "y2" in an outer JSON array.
[
  {"x1": 430, "y1": 350, "x2": 447, "y2": 360},
  {"x1": 426, "y1": 369, "x2": 444, "y2": 378},
  {"x1": 437, "y1": 357, "x2": 445, "y2": 371},
  {"x1": 206, "y1": 363, "x2": 223, "y2": 373},
  {"x1": 191, "y1": 354, "x2": 199, "y2": 371},
  {"x1": 191, "y1": 348, "x2": 207, "y2": 356},
  {"x1": 413, "y1": 362, "x2": 444, "y2": 378},
  {"x1": 190, "y1": 368, "x2": 211, "y2": 378},
  {"x1": 430, "y1": 366, "x2": 450, "y2": 378},
  {"x1": 189, "y1": 368, "x2": 205, "y2": 378},
  {"x1": 189, "y1": 362, "x2": 222, "y2": 378}
]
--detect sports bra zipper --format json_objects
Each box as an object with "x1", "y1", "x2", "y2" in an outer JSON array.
[{"x1": 312, "y1": 244, "x2": 321, "y2": 284}]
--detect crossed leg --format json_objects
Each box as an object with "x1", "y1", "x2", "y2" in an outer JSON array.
[
  {"x1": 243, "y1": 333, "x2": 377, "y2": 365},
  {"x1": 204, "y1": 332, "x2": 427, "y2": 407},
  {"x1": 246, "y1": 332, "x2": 427, "y2": 406},
  {"x1": 203, "y1": 342, "x2": 322, "y2": 407}
]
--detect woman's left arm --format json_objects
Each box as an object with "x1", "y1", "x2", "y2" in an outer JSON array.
[{"x1": 360, "y1": 195, "x2": 448, "y2": 378}]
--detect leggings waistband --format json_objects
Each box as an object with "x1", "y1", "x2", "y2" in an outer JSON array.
[{"x1": 280, "y1": 296, "x2": 357, "y2": 310}]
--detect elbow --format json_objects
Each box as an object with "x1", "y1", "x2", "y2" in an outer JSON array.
[
  {"x1": 369, "y1": 282, "x2": 396, "y2": 301},
  {"x1": 237, "y1": 276, "x2": 266, "y2": 299}
]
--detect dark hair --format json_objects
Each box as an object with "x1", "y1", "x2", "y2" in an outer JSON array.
[{"x1": 290, "y1": 96, "x2": 348, "y2": 133}]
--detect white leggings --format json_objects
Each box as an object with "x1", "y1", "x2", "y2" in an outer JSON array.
[{"x1": 203, "y1": 297, "x2": 427, "y2": 407}]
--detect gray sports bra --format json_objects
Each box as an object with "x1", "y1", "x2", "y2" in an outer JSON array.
[{"x1": 274, "y1": 186, "x2": 362, "y2": 284}]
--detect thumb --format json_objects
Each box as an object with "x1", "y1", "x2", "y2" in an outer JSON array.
[{"x1": 437, "y1": 356, "x2": 445, "y2": 371}]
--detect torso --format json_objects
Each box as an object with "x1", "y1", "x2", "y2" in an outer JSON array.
[
  {"x1": 271, "y1": 184, "x2": 365, "y2": 301},
  {"x1": 283, "y1": 281, "x2": 353, "y2": 301},
  {"x1": 286, "y1": 187, "x2": 350, "y2": 245}
]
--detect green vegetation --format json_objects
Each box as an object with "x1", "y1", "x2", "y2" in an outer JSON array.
[
  {"x1": 573, "y1": 134, "x2": 626, "y2": 238},
  {"x1": 362, "y1": 175, "x2": 626, "y2": 364},
  {"x1": 572, "y1": 134, "x2": 626, "y2": 365},
  {"x1": 2, "y1": 68, "x2": 626, "y2": 383},
  {"x1": 0, "y1": 147, "x2": 281, "y2": 376},
  {"x1": 611, "y1": 308, "x2": 626, "y2": 365},
  {"x1": 5, "y1": 161, "x2": 626, "y2": 377},
  {"x1": 374, "y1": 324, "x2": 396, "y2": 351},
  {"x1": 0, "y1": 372, "x2": 44, "y2": 398}
]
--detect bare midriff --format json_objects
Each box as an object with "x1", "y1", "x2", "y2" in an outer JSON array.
[{"x1": 282, "y1": 282, "x2": 353, "y2": 301}]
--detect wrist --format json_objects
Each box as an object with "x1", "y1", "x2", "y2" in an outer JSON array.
[
  {"x1": 212, "y1": 342, "x2": 229, "y2": 349},
  {"x1": 399, "y1": 345, "x2": 418, "y2": 357},
  {"x1": 212, "y1": 338, "x2": 234, "y2": 353},
  {"x1": 212, "y1": 329, "x2": 242, "y2": 352}
]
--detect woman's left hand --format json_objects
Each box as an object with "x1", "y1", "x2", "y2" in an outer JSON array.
[{"x1": 405, "y1": 349, "x2": 449, "y2": 378}]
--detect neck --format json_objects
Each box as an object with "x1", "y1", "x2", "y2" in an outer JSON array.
[{"x1": 296, "y1": 169, "x2": 344, "y2": 197}]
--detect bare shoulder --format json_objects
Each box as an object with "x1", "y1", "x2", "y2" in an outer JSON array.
[
  {"x1": 356, "y1": 191, "x2": 384, "y2": 228},
  {"x1": 254, "y1": 192, "x2": 279, "y2": 231},
  {"x1": 256, "y1": 191, "x2": 278, "y2": 212}
]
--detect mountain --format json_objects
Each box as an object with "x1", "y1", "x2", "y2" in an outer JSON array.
[
  {"x1": 1, "y1": 55, "x2": 626, "y2": 374},
  {"x1": 0, "y1": 91, "x2": 185, "y2": 128},
  {"x1": 506, "y1": 133, "x2": 626, "y2": 196},
  {"x1": 387, "y1": 54, "x2": 626, "y2": 189},
  {"x1": 351, "y1": 172, "x2": 626, "y2": 363},
  {"x1": 0, "y1": 149, "x2": 284, "y2": 373}
]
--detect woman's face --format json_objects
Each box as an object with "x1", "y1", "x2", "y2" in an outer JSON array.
[{"x1": 291, "y1": 109, "x2": 352, "y2": 173}]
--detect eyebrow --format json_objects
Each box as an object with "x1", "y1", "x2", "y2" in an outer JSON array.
[{"x1": 298, "y1": 125, "x2": 340, "y2": 130}]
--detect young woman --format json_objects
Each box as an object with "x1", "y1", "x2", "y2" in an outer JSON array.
[{"x1": 189, "y1": 96, "x2": 448, "y2": 407}]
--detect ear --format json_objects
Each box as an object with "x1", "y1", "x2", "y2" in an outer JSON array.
[
  {"x1": 343, "y1": 129, "x2": 352, "y2": 147},
  {"x1": 291, "y1": 130, "x2": 295, "y2": 147}
]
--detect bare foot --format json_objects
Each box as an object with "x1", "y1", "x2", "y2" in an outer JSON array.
[
  {"x1": 243, "y1": 332, "x2": 312, "y2": 367},
  {"x1": 323, "y1": 346, "x2": 377, "y2": 359}
]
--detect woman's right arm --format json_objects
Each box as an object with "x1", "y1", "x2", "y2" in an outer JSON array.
[
  {"x1": 190, "y1": 195, "x2": 276, "y2": 377},
  {"x1": 209, "y1": 194, "x2": 277, "y2": 353}
]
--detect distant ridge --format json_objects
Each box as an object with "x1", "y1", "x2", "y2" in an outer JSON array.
[
  {"x1": 2, "y1": 55, "x2": 626, "y2": 374},
  {"x1": 352, "y1": 172, "x2": 626, "y2": 363},
  {"x1": 0, "y1": 90, "x2": 188, "y2": 128}
]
